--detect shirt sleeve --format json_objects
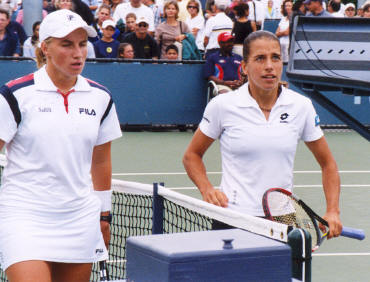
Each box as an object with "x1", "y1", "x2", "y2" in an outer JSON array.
[
  {"x1": 203, "y1": 18, "x2": 213, "y2": 37},
  {"x1": 203, "y1": 55, "x2": 215, "y2": 79},
  {"x1": 199, "y1": 97, "x2": 222, "y2": 140},
  {"x1": 0, "y1": 87, "x2": 18, "y2": 143},
  {"x1": 301, "y1": 100, "x2": 324, "y2": 142},
  {"x1": 96, "y1": 101, "x2": 122, "y2": 145}
]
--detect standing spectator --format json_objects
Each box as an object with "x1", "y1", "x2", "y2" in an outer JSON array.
[
  {"x1": 203, "y1": 0, "x2": 233, "y2": 59},
  {"x1": 0, "y1": 8, "x2": 20, "y2": 56},
  {"x1": 117, "y1": 42, "x2": 134, "y2": 58},
  {"x1": 363, "y1": 3, "x2": 370, "y2": 17},
  {"x1": 265, "y1": 0, "x2": 281, "y2": 18},
  {"x1": 185, "y1": 0, "x2": 205, "y2": 53},
  {"x1": 344, "y1": 3, "x2": 356, "y2": 17},
  {"x1": 142, "y1": 0, "x2": 163, "y2": 28},
  {"x1": 23, "y1": 21, "x2": 41, "y2": 58},
  {"x1": 204, "y1": 32, "x2": 242, "y2": 94},
  {"x1": 275, "y1": 0, "x2": 292, "y2": 63},
  {"x1": 122, "y1": 16, "x2": 159, "y2": 59},
  {"x1": 164, "y1": 43, "x2": 179, "y2": 59},
  {"x1": 155, "y1": 0, "x2": 190, "y2": 58},
  {"x1": 247, "y1": 0, "x2": 265, "y2": 30},
  {"x1": 93, "y1": 19, "x2": 120, "y2": 57},
  {"x1": 304, "y1": 0, "x2": 332, "y2": 16},
  {"x1": 289, "y1": 0, "x2": 305, "y2": 49},
  {"x1": 113, "y1": 0, "x2": 155, "y2": 34},
  {"x1": 232, "y1": 3, "x2": 256, "y2": 57}
]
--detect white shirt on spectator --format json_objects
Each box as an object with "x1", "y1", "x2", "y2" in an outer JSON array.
[
  {"x1": 204, "y1": 12, "x2": 233, "y2": 50},
  {"x1": 22, "y1": 37, "x2": 36, "y2": 58},
  {"x1": 113, "y1": 2, "x2": 155, "y2": 32},
  {"x1": 247, "y1": 0, "x2": 266, "y2": 29},
  {"x1": 185, "y1": 13, "x2": 205, "y2": 51}
]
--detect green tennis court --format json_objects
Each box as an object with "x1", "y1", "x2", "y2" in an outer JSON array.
[{"x1": 110, "y1": 129, "x2": 370, "y2": 282}]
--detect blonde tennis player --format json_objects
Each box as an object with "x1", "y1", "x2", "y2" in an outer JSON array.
[
  {"x1": 183, "y1": 30, "x2": 342, "y2": 238},
  {"x1": 0, "y1": 9, "x2": 122, "y2": 282}
]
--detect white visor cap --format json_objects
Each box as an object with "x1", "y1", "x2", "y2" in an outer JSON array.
[{"x1": 39, "y1": 9, "x2": 97, "y2": 44}]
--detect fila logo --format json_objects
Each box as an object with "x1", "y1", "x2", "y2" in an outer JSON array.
[
  {"x1": 67, "y1": 15, "x2": 75, "y2": 21},
  {"x1": 79, "y1": 108, "x2": 96, "y2": 116},
  {"x1": 95, "y1": 248, "x2": 104, "y2": 254}
]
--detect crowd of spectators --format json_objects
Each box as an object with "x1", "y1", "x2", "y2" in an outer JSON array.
[{"x1": 0, "y1": 0, "x2": 369, "y2": 62}]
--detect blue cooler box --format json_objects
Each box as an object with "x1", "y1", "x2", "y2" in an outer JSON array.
[{"x1": 126, "y1": 229, "x2": 291, "y2": 282}]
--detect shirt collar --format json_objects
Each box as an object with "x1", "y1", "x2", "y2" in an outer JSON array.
[
  {"x1": 34, "y1": 66, "x2": 91, "y2": 92},
  {"x1": 235, "y1": 83, "x2": 294, "y2": 108}
]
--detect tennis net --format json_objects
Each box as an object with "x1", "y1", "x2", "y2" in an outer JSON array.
[{"x1": 0, "y1": 155, "x2": 290, "y2": 281}]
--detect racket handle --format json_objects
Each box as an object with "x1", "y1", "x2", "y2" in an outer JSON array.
[{"x1": 341, "y1": 226, "x2": 365, "y2": 240}]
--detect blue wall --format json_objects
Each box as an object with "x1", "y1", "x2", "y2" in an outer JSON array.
[{"x1": 0, "y1": 59, "x2": 368, "y2": 127}]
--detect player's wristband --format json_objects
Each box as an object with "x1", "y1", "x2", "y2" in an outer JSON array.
[
  {"x1": 100, "y1": 214, "x2": 112, "y2": 224},
  {"x1": 94, "y1": 190, "x2": 112, "y2": 212}
]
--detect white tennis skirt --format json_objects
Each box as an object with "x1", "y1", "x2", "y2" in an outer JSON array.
[{"x1": 0, "y1": 198, "x2": 108, "y2": 270}]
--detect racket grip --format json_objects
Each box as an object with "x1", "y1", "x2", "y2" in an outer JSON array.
[{"x1": 341, "y1": 226, "x2": 365, "y2": 240}]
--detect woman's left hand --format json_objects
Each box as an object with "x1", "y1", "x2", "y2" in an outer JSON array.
[{"x1": 100, "y1": 221, "x2": 111, "y2": 249}]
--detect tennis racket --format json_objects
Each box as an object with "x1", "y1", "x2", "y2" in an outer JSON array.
[
  {"x1": 99, "y1": 260, "x2": 110, "y2": 281},
  {"x1": 262, "y1": 188, "x2": 365, "y2": 252}
]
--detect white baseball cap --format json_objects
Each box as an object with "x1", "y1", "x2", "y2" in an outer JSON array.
[
  {"x1": 344, "y1": 3, "x2": 355, "y2": 10},
  {"x1": 136, "y1": 16, "x2": 149, "y2": 25},
  {"x1": 102, "y1": 19, "x2": 116, "y2": 29},
  {"x1": 39, "y1": 9, "x2": 97, "y2": 44}
]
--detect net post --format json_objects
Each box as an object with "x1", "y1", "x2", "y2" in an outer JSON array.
[
  {"x1": 288, "y1": 228, "x2": 312, "y2": 282},
  {"x1": 152, "y1": 182, "x2": 164, "y2": 234}
]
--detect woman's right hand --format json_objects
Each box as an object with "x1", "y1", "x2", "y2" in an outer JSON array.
[{"x1": 201, "y1": 187, "x2": 229, "y2": 208}]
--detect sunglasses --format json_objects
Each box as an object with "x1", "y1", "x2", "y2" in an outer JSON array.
[
  {"x1": 138, "y1": 23, "x2": 148, "y2": 27},
  {"x1": 187, "y1": 5, "x2": 198, "y2": 9}
]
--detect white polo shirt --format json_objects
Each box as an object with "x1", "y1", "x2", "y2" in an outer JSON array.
[
  {"x1": 113, "y1": 2, "x2": 155, "y2": 32},
  {"x1": 204, "y1": 12, "x2": 233, "y2": 50},
  {"x1": 0, "y1": 66, "x2": 122, "y2": 213},
  {"x1": 199, "y1": 83, "x2": 323, "y2": 216}
]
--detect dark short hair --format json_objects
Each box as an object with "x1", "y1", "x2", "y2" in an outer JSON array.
[
  {"x1": 0, "y1": 8, "x2": 10, "y2": 19},
  {"x1": 243, "y1": 30, "x2": 280, "y2": 62},
  {"x1": 166, "y1": 44, "x2": 178, "y2": 53},
  {"x1": 234, "y1": 3, "x2": 249, "y2": 18},
  {"x1": 363, "y1": 3, "x2": 370, "y2": 12},
  {"x1": 118, "y1": 43, "x2": 133, "y2": 56}
]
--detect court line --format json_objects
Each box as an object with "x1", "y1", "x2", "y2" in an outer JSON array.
[
  {"x1": 167, "y1": 184, "x2": 370, "y2": 190},
  {"x1": 112, "y1": 170, "x2": 370, "y2": 176},
  {"x1": 313, "y1": 253, "x2": 370, "y2": 257}
]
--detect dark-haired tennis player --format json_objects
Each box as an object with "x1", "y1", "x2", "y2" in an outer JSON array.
[
  {"x1": 183, "y1": 30, "x2": 342, "y2": 239},
  {"x1": 0, "y1": 9, "x2": 121, "y2": 282}
]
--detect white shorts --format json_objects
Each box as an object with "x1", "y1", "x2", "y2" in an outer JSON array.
[{"x1": 0, "y1": 197, "x2": 107, "y2": 270}]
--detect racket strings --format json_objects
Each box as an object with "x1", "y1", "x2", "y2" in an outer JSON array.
[{"x1": 268, "y1": 191, "x2": 319, "y2": 250}]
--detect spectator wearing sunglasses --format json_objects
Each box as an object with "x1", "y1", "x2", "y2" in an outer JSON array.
[
  {"x1": 185, "y1": 0, "x2": 205, "y2": 53},
  {"x1": 121, "y1": 16, "x2": 159, "y2": 59}
]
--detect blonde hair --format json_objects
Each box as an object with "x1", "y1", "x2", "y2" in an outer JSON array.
[
  {"x1": 54, "y1": 0, "x2": 75, "y2": 10},
  {"x1": 164, "y1": 0, "x2": 179, "y2": 19},
  {"x1": 35, "y1": 38, "x2": 52, "y2": 69}
]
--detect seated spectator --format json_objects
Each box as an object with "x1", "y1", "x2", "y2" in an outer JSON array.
[
  {"x1": 0, "y1": 8, "x2": 20, "y2": 56},
  {"x1": 117, "y1": 42, "x2": 134, "y2": 58},
  {"x1": 265, "y1": 0, "x2": 281, "y2": 19},
  {"x1": 87, "y1": 40, "x2": 96, "y2": 58},
  {"x1": 93, "y1": 19, "x2": 120, "y2": 57},
  {"x1": 344, "y1": 3, "x2": 356, "y2": 17},
  {"x1": 232, "y1": 3, "x2": 256, "y2": 57},
  {"x1": 81, "y1": 0, "x2": 99, "y2": 14},
  {"x1": 164, "y1": 43, "x2": 179, "y2": 60},
  {"x1": 54, "y1": 0, "x2": 74, "y2": 10},
  {"x1": 363, "y1": 2, "x2": 370, "y2": 17},
  {"x1": 204, "y1": 32, "x2": 242, "y2": 95},
  {"x1": 23, "y1": 21, "x2": 41, "y2": 58},
  {"x1": 155, "y1": 0, "x2": 190, "y2": 59},
  {"x1": 118, "y1": 12, "x2": 137, "y2": 40},
  {"x1": 113, "y1": 0, "x2": 155, "y2": 34},
  {"x1": 16, "y1": 6, "x2": 48, "y2": 26},
  {"x1": 0, "y1": 0, "x2": 17, "y2": 17},
  {"x1": 94, "y1": 4, "x2": 120, "y2": 40},
  {"x1": 304, "y1": 0, "x2": 332, "y2": 16},
  {"x1": 122, "y1": 16, "x2": 159, "y2": 59},
  {"x1": 328, "y1": 0, "x2": 343, "y2": 16},
  {"x1": 185, "y1": 0, "x2": 205, "y2": 53},
  {"x1": 111, "y1": 0, "x2": 123, "y2": 16}
]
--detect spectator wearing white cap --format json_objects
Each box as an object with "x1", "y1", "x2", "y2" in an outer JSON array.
[
  {"x1": 0, "y1": 9, "x2": 121, "y2": 281},
  {"x1": 203, "y1": 0, "x2": 233, "y2": 59},
  {"x1": 93, "y1": 19, "x2": 120, "y2": 57},
  {"x1": 344, "y1": 2, "x2": 356, "y2": 17},
  {"x1": 121, "y1": 16, "x2": 159, "y2": 58}
]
